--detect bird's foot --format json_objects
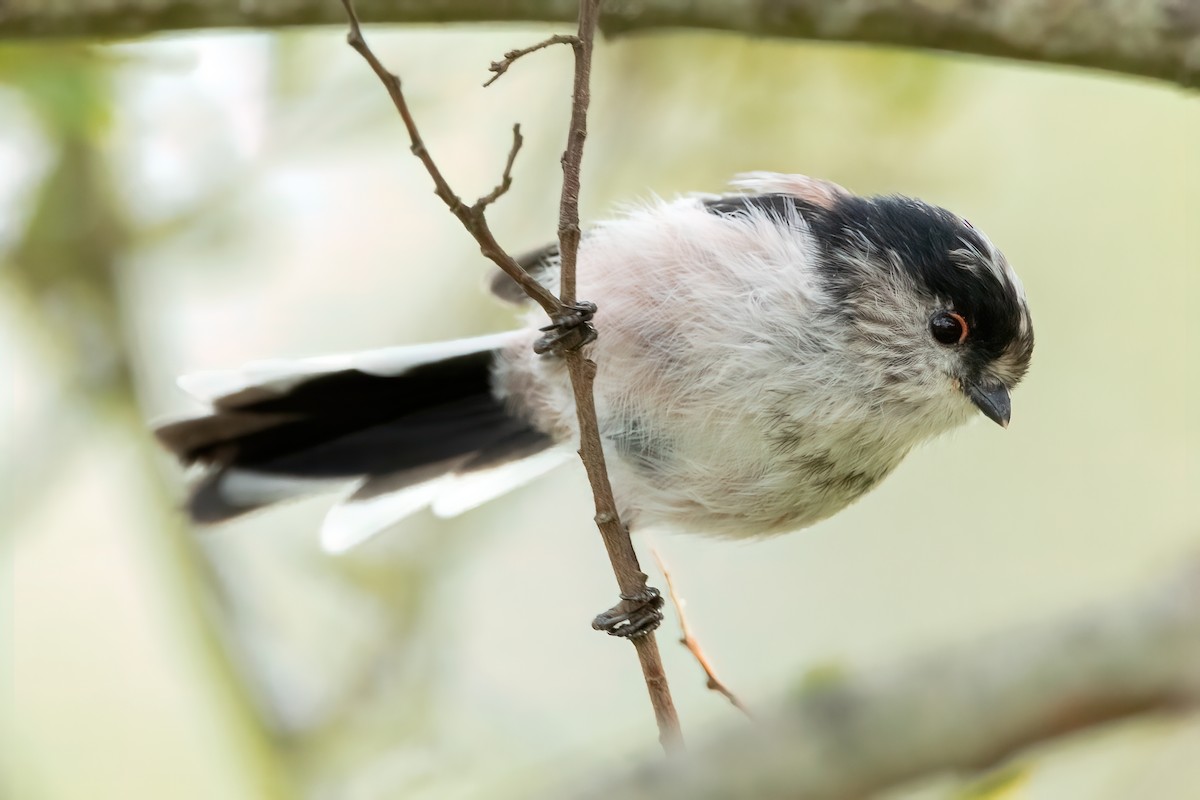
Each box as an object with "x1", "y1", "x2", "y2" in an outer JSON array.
[
  {"x1": 534, "y1": 301, "x2": 598, "y2": 355},
  {"x1": 591, "y1": 587, "x2": 664, "y2": 639}
]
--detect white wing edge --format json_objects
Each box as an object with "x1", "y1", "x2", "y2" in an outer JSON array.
[
  {"x1": 216, "y1": 469, "x2": 349, "y2": 509},
  {"x1": 319, "y1": 447, "x2": 571, "y2": 553},
  {"x1": 430, "y1": 448, "x2": 573, "y2": 518},
  {"x1": 177, "y1": 330, "x2": 526, "y2": 404},
  {"x1": 320, "y1": 478, "x2": 450, "y2": 554}
]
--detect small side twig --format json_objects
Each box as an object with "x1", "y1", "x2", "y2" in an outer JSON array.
[
  {"x1": 339, "y1": 0, "x2": 560, "y2": 317},
  {"x1": 651, "y1": 546, "x2": 753, "y2": 718},
  {"x1": 473, "y1": 123, "x2": 524, "y2": 209},
  {"x1": 339, "y1": 0, "x2": 682, "y2": 754},
  {"x1": 484, "y1": 34, "x2": 580, "y2": 87}
]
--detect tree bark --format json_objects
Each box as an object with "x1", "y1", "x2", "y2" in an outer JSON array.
[{"x1": 3, "y1": 0, "x2": 1198, "y2": 89}]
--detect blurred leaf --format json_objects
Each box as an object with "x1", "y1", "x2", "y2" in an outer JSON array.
[
  {"x1": 954, "y1": 763, "x2": 1032, "y2": 800},
  {"x1": 0, "y1": 44, "x2": 112, "y2": 136},
  {"x1": 791, "y1": 660, "x2": 850, "y2": 697}
]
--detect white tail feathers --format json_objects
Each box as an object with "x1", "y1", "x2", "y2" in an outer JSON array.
[
  {"x1": 177, "y1": 331, "x2": 526, "y2": 404},
  {"x1": 321, "y1": 478, "x2": 451, "y2": 553},
  {"x1": 161, "y1": 328, "x2": 560, "y2": 549},
  {"x1": 428, "y1": 448, "x2": 572, "y2": 518},
  {"x1": 216, "y1": 470, "x2": 346, "y2": 509},
  {"x1": 319, "y1": 447, "x2": 572, "y2": 553}
]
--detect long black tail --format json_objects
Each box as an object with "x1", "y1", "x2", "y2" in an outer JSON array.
[{"x1": 155, "y1": 333, "x2": 554, "y2": 533}]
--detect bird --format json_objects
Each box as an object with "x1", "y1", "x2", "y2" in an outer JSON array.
[{"x1": 156, "y1": 172, "x2": 1033, "y2": 575}]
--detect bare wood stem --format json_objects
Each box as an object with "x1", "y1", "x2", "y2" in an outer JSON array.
[
  {"x1": 338, "y1": 0, "x2": 681, "y2": 753},
  {"x1": 339, "y1": 0, "x2": 561, "y2": 318},
  {"x1": 484, "y1": 34, "x2": 580, "y2": 87},
  {"x1": 555, "y1": 0, "x2": 683, "y2": 752},
  {"x1": 473, "y1": 124, "x2": 524, "y2": 209},
  {"x1": 651, "y1": 546, "x2": 752, "y2": 718}
]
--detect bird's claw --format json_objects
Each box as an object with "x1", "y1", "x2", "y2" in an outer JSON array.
[
  {"x1": 592, "y1": 587, "x2": 664, "y2": 639},
  {"x1": 534, "y1": 301, "x2": 598, "y2": 355}
]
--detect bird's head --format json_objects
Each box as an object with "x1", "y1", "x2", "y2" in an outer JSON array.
[{"x1": 805, "y1": 188, "x2": 1034, "y2": 429}]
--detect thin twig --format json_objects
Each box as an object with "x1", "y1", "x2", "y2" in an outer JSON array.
[
  {"x1": 338, "y1": 0, "x2": 560, "y2": 317},
  {"x1": 651, "y1": 546, "x2": 753, "y2": 718},
  {"x1": 483, "y1": 34, "x2": 580, "y2": 87},
  {"x1": 472, "y1": 124, "x2": 524, "y2": 210},
  {"x1": 553, "y1": 0, "x2": 683, "y2": 752},
  {"x1": 338, "y1": 0, "x2": 682, "y2": 753}
]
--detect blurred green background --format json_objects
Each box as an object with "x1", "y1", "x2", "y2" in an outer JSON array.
[{"x1": 5, "y1": 25, "x2": 1198, "y2": 800}]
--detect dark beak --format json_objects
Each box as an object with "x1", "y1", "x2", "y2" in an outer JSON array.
[{"x1": 967, "y1": 381, "x2": 1011, "y2": 428}]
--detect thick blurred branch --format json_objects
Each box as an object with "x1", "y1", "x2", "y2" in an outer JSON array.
[
  {"x1": 2, "y1": 46, "x2": 295, "y2": 795},
  {"x1": 4, "y1": 0, "x2": 1199, "y2": 88},
  {"x1": 555, "y1": 560, "x2": 1200, "y2": 800}
]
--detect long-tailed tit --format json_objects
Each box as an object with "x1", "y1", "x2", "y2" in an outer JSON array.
[{"x1": 157, "y1": 173, "x2": 1033, "y2": 593}]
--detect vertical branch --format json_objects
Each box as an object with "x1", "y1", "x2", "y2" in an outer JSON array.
[
  {"x1": 555, "y1": 20, "x2": 589, "y2": 307},
  {"x1": 554, "y1": 0, "x2": 683, "y2": 751},
  {"x1": 338, "y1": 0, "x2": 682, "y2": 752}
]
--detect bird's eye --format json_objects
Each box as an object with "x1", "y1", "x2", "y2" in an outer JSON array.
[{"x1": 930, "y1": 311, "x2": 969, "y2": 345}]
